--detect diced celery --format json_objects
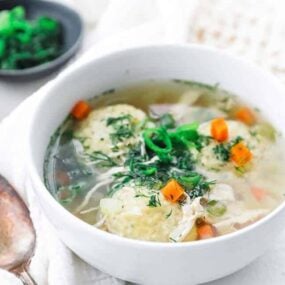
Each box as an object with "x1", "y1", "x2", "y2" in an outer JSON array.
[
  {"x1": 207, "y1": 200, "x2": 227, "y2": 217},
  {"x1": 255, "y1": 123, "x2": 276, "y2": 141}
]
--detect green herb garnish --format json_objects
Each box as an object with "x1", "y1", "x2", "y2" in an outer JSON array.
[
  {"x1": 143, "y1": 127, "x2": 172, "y2": 161},
  {"x1": 188, "y1": 180, "x2": 216, "y2": 199},
  {"x1": 88, "y1": 151, "x2": 117, "y2": 167},
  {"x1": 108, "y1": 118, "x2": 216, "y2": 202},
  {"x1": 56, "y1": 182, "x2": 84, "y2": 205},
  {"x1": 178, "y1": 174, "x2": 202, "y2": 188},
  {"x1": 169, "y1": 123, "x2": 210, "y2": 151},
  {"x1": 0, "y1": 6, "x2": 62, "y2": 70},
  {"x1": 106, "y1": 114, "x2": 132, "y2": 126},
  {"x1": 148, "y1": 194, "x2": 161, "y2": 207},
  {"x1": 158, "y1": 113, "x2": 176, "y2": 129},
  {"x1": 107, "y1": 114, "x2": 135, "y2": 144},
  {"x1": 166, "y1": 209, "x2": 173, "y2": 219},
  {"x1": 213, "y1": 136, "x2": 243, "y2": 162},
  {"x1": 213, "y1": 144, "x2": 230, "y2": 162}
]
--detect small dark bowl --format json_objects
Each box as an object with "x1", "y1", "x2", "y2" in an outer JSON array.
[{"x1": 0, "y1": 0, "x2": 83, "y2": 79}]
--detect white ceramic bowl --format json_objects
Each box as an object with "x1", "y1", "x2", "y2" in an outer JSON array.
[{"x1": 27, "y1": 45, "x2": 285, "y2": 285}]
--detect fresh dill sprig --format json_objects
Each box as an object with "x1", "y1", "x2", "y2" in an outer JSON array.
[
  {"x1": 213, "y1": 144, "x2": 230, "y2": 162},
  {"x1": 165, "y1": 209, "x2": 173, "y2": 219},
  {"x1": 188, "y1": 180, "x2": 216, "y2": 199},
  {"x1": 213, "y1": 136, "x2": 243, "y2": 162},
  {"x1": 147, "y1": 194, "x2": 161, "y2": 207},
  {"x1": 88, "y1": 151, "x2": 117, "y2": 167},
  {"x1": 106, "y1": 114, "x2": 135, "y2": 143},
  {"x1": 106, "y1": 114, "x2": 132, "y2": 126}
]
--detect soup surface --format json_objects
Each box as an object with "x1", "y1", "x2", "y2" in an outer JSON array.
[{"x1": 44, "y1": 80, "x2": 285, "y2": 242}]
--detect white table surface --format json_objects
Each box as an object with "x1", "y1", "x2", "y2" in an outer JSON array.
[
  {"x1": 206, "y1": 232, "x2": 285, "y2": 285},
  {"x1": 0, "y1": 74, "x2": 55, "y2": 120}
]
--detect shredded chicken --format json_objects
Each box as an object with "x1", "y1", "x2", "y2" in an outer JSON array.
[{"x1": 169, "y1": 197, "x2": 205, "y2": 242}]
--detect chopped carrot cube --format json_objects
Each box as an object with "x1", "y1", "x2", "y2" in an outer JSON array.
[
  {"x1": 197, "y1": 223, "x2": 216, "y2": 240},
  {"x1": 230, "y1": 142, "x2": 252, "y2": 166},
  {"x1": 71, "y1": 100, "x2": 91, "y2": 120},
  {"x1": 211, "y1": 118, "x2": 228, "y2": 142},
  {"x1": 235, "y1": 107, "x2": 255, "y2": 125},
  {"x1": 251, "y1": 187, "x2": 267, "y2": 201},
  {"x1": 161, "y1": 179, "x2": 185, "y2": 203}
]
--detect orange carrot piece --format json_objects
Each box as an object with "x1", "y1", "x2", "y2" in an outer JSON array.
[
  {"x1": 251, "y1": 187, "x2": 267, "y2": 201},
  {"x1": 71, "y1": 100, "x2": 91, "y2": 120},
  {"x1": 197, "y1": 223, "x2": 216, "y2": 240},
  {"x1": 235, "y1": 107, "x2": 255, "y2": 125},
  {"x1": 161, "y1": 179, "x2": 185, "y2": 203},
  {"x1": 230, "y1": 141, "x2": 252, "y2": 166},
  {"x1": 211, "y1": 118, "x2": 229, "y2": 142}
]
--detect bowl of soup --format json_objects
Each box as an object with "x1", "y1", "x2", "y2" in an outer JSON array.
[{"x1": 27, "y1": 45, "x2": 285, "y2": 285}]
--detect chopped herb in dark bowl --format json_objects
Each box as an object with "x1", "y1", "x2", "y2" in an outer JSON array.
[{"x1": 0, "y1": 0, "x2": 83, "y2": 78}]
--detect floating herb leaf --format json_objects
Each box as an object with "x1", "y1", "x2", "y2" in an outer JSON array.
[
  {"x1": 213, "y1": 136, "x2": 243, "y2": 162},
  {"x1": 158, "y1": 113, "x2": 176, "y2": 129},
  {"x1": 147, "y1": 194, "x2": 161, "y2": 207},
  {"x1": 56, "y1": 182, "x2": 84, "y2": 205},
  {"x1": 188, "y1": 180, "x2": 216, "y2": 199},
  {"x1": 106, "y1": 114, "x2": 132, "y2": 126},
  {"x1": 88, "y1": 151, "x2": 117, "y2": 167},
  {"x1": 213, "y1": 144, "x2": 230, "y2": 162},
  {"x1": 106, "y1": 114, "x2": 135, "y2": 143},
  {"x1": 165, "y1": 209, "x2": 173, "y2": 219}
]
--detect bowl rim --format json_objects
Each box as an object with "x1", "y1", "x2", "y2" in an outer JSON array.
[
  {"x1": 27, "y1": 43, "x2": 285, "y2": 249},
  {"x1": 0, "y1": 0, "x2": 83, "y2": 77}
]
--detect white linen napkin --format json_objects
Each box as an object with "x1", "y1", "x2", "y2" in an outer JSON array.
[{"x1": 0, "y1": 1, "x2": 199, "y2": 284}]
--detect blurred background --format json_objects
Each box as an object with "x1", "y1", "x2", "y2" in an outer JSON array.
[{"x1": 0, "y1": 0, "x2": 284, "y2": 119}]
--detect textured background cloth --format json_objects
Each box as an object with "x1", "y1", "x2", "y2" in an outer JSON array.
[
  {"x1": 189, "y1": 0, "x2": 285, "y2": 84},
  {"x1": 0, "y1": 0, "x2": 285, "y2": 284}
]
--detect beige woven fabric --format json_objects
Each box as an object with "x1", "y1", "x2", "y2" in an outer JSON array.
[{"x1": 189, "y1": 0, "x2": 285, "y2": 84}]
